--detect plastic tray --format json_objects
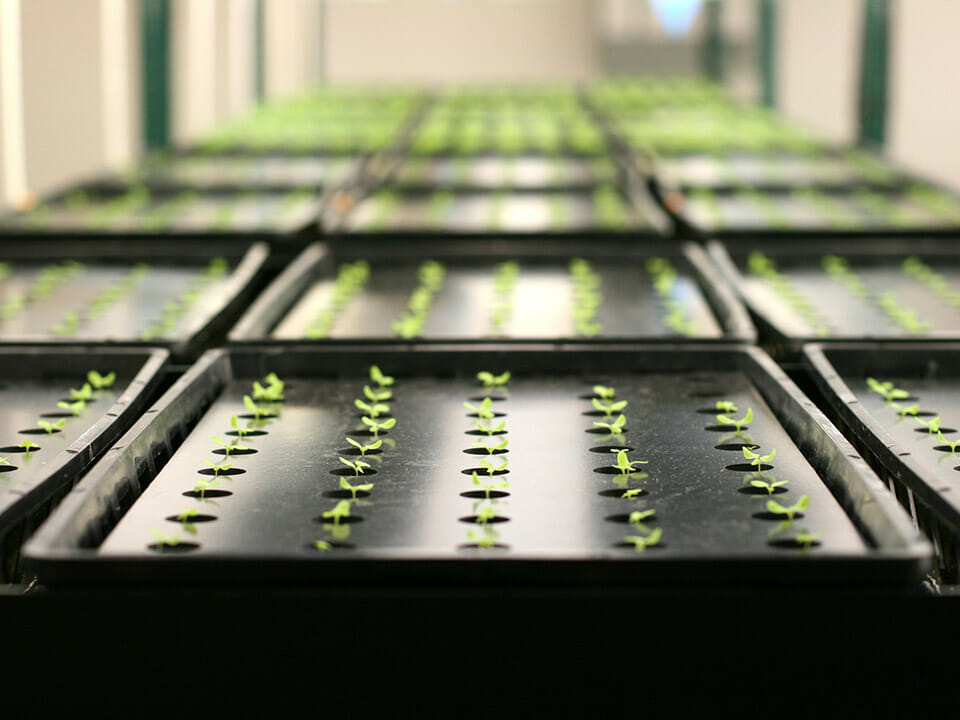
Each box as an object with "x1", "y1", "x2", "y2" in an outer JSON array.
[
  {"x1": 803, "y1": 342, "x2": 960, "y2": 583},
  {"x1": 23, "y1": 344, "x2": 929, "y2": 589},
  {"x1": 0, "y1": 239, "x2": 269, "y2": 360},
  {"x1": 229, "y1": 240, "x2": 755, "y2": 343},
  {"x1": 709, "y1": 239, "x2": 960, "y2": 356},
  {"x1": 0, "y1": 346, "x2": 168, "y2": 582}
]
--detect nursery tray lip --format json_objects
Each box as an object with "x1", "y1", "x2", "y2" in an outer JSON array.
[
  {"x1": 803, "y1": 341, "x2": 960, "y2": 528},
  {"x1": 22, "y1": 343, "x2": 930, "y2": 588},
  {"x1": 707, "y1": 239, "x2": 960, "y2": 354},
  {"x1": 227, "y1": 238, "x2": 755, "y2": 343},
  {"x1": 0, "y1": 239, "x2": 270, "y2": 361}
]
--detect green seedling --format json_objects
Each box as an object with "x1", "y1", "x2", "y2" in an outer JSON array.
[
  {"x1": 592, "y1": 398, "x2": 627, "y2": 416},
  {"x1": 69, "y1": 383, "x2": 93, "y2": 402},
  {"x1": 794, "y1": 529, "x2": 824, "y2": 548},
  {"x1": 715, "y1": 400, "x2": 738, "y2": 414},
  {"x1": 611, "y1": 449, "x2": 647, "y2": 475},
  {"x1": 252, "y1": 379, "x2": 284, "y2": 402},
  {"x1": 623, "y1": 527, "x2": 662, "y2": 552},
  {"x1": 18, "y1": 440, "x2": 39, "y2": 455},
  {"x1": 593, "y1": 385, "x2": 616, "y2": 400},
  {"x1": 464, "y1": 397, "x2": 495, "y2": 419},
  {"x1": 479, "y1": 458, "x2": 508, "y2": 476},
  {"x1": 346, "y1": 437, "x2": 382, "y2": 456},
  {"x1": 916, "y1": 416, "x2": 942, "y2": 434},
  {"x1": 621, "y1": 488, "x2": 644, "y2": 499},
  {"x1": 895, "y1": 403, "x2": 920, "y2": 417},
  {"x1": 472, "y1": 437, "x2": 509, "y2": 454},
  {"x1": 243, "y1": 395, "x2": 272, "y2": 420},
  {"x1": 866, "y1": 377, "x2": 909, "y2": 402},
  {"x1": 202, "y1": 459, "x2": 233, "y2": 476},
  {"x1": 150, "y1": 530, "x2": 181, "y2": 550},
  {"x1": 339, "y1": 456, "x2": 370, "y2": 477},
  {"x1": 467, "y1": 529, "x2": 499, "y2": 548},
  {"x1": 475, "y1": 418, "x2": 506, "y2": 435},
  {"x1": 0, "y1": 457, "x2": 9, "y2": 466},
  {"x1": 370, "y1": 365, "x2": 394, "y2": 388},
  {"x1": 742, "y1": 446, "x2": 776, "y2": 470},
  {"x1": 57, "y1": 400, "x2": 85, "y2": 416},
  {"x1": 211, "y1": 436, "x2": 248, "y2": 457},
  {"x1": 175, "y1": 509, "x2": 199, "y2": 522},
  {"x1": 937, "y1": 431, "x2": 960, "y2": 454},
  {"x1": 192, "y1": 477, "x2": 221, "y2": 498},
  {"x1": 314, "y1": 540, "x2": 333, "y2": 551},
  {"x1": 477, "y1": 371, "x2": 511, "y2": 388},
  {"x1": 629, "y1": 509, "x2": 656, "y2": 526},
  {"x1": 230, "y1": 415, "x2": 254, "y2": 437},
  {"x1": 339, "y1": 476, "x2": 373, "y2": 499},
  {"x1": 766, "y1": 494, "x2": 810, "y2": 520},
  {"x1": 322, "y1": 500, "x2": 352, "y2": 524},
  {"x1": 472, "y1": 471, "x2": 509, "y2": 498},
  {"x1": 363, "y1": 385, "x2": 392, "y2": 403},
  {"x1": 37, "y1": 419, "x2": 66, "y2": 434},
  {"x1": 716, "y1": 407, "x2": 753, "y2": 432},
  {"x1": 361, "y1": 416, "x2": 396, "y2": 436},
  {"x1": 355, "y1": 399, "x2": 390, "y2": 418},
  {"x1": 475, "y1": 505, "x2": 498, "y2": 524},
  {"x1": 750, "y1": 476, "x2": 788, "y2": 494},
  {"x1": 593, "y1": 414, "x2": 626, "y2": 435}
]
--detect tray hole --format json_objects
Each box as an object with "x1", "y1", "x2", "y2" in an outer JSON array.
[
  {"x1": 18, "y1": 428, "x2": 60, "y2": 435},
  {"x1": 147, "y1": 542, "x2": 200, "y2": 554},
  {"x1": 753, "y1": 511, "x2": 805, "y2": 521},
  {"x1": 323, "y1": 489, "x2": 372, "y2": 499},
  {"x1": 688, "y1": 390, "x2": 723, "y2": 399},
  {"x1": 237, "y1": 412, "x2": 277, "y2": 420},
  {"x1": 934, "y1": 446, "x2": 959, "y2": 454},
  {"x1": 0, "y1": 445, "x2": 38, "y2": 454},
  {"x1": 0, "y1": 465, "x2": 18, "y2": 474},
  {"x1": 612, "y1": 541, "x2": 666, "y2": 550},
  {"x1": 182, "y1": 489, "x2": 233, "y2": 499},
  {"x1": 704, "y1": 425, "x2": 748, "y2": 433},
  {"x1": 910, "y1": 410, "x2": 936, "y2": 417},
  {"x1": 458, "y1": 515, "x2": 510, "y2": 525},
  {"x1": 768, "y1": 538, "x2": 822, "y2": 550},
  {"x1": 589, "y1": 445, "x2": 634, "y2": 454},
  {"x1": 307, "y1": 542, "x2": 355, "y2": 551},
  {"x1": 197, "y1": 467, "x2": 246, "y2": 477},
  {"x1": 225, "y1": 430, "x2": 268, "y2": 437},
  {"x1": 737, "y1": 486, "x2": 788, "y2": 496},
  {"x1": 715, "y1": 442, "x2": 759, "y2": 452},
  {"x1": 462, "y1": 447, "x2": 508, "y2": 456},
  {"x1": 39, "y1": 412, "x2": 74, "y2": 419},
  {"x1": 468, "y1": 395, "x2": 507, "y2": 402},
  {"x1": 461, "y1": 468, "x2": 509, "y2": 477},
  {"x1": 353, "y1": 412, "x2": 394, "y2": 420},
  {"x1": 339, "y1": 447, "x2": 383, "y2": 456},
  {"x1": 585, "y1": 427, "x2": 629, "y2": 435},
  {"x1": 593, "y1": 466, "x2": 645, "y2": 476},
  {"x1": 465, "y1": 412, "x2": 506, "y2": 419},
  {"x1": 582, "y1": 410, "x2": 618, "y2": 417},
  {"x1": 598, "y1": 488, "x2": 645, "y2": 498},
  {"x1": 915, "y1": 427, "x2": 956, "y2": 435},
  {"x1": 464, "y1": 429, "x2": 507, "y2": 437},
  {"x1": 165, "y1": 514, "x2": 217, "y2": 523},
  {"x1": 330, "y1": 467, "x2": 378, "y2": 477},
  {"x1": 211, "y1": 448, "x2": 258, "y2": 456},
  {"x1": 696, "y1": 408, "x2": 726, "y2": 415},
  {"x1": 457, "y1": 543, "x2": 510, "y2": 552},
  {"x1": 899, "y1": 452, "x2": 911, "y2": 457},
  {"x1": 726, "y1": 463, "x2": 773, "y2": 472},
  {"x1": 346, "y1": 429, "x2": 389, "y2": 437},
  {"x1": 312, "y1": 515, "x2": 364, "y2": 525},
  {"x1": 460, "y1": 490, "x2": 510, "y2": 499},
  {"x1": 605, "y1": 513, "x2": 657, "y2": 524}
]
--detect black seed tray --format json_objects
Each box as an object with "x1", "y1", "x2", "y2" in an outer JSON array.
[
  {"x1": 670, "y1": 186, "x2": 960, "y2": 239},
  {"x1": 804, "y1": 342, "x2": 960, "y2": 583},
  {"x1": 709, "y1": 239, "x2": 960, "y2": 356},
  {"x1": 229, "y1": 240, "x2": 754, "y2": 343},
  {"x1": 23, "y1": 344, "x2": 928, "y2": 589},
  {"x1": 0, "y1": 346, "x2": 168, "y2": 582},
  {"x1": 0, "y1": 240, "x2": 269, "y2": 361}
]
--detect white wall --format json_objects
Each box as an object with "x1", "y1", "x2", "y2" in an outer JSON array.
[
  {"x1": 323, "y1": 0, "x2": 598, "y2": 85},
  {"x1": 266, "y1": 0, "x2": 323, "y2": 99},
  {"x1": 888, "y1": 0, "x2": 960, "y2": 192},
  {"x1": 776, "y1": 0, "x2": 862, "y2": 144}
]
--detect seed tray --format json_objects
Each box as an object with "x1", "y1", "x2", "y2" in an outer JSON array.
[
  {"x1": 23, "y1": 344, "x2": 928, "y2": 589},
  {"x1": 229, "y1": 240, "x2": 754, "y2": 343},
  {"x1": 323, "y1": 185, "x2": 669, "y2": 237},
  {"x1": 803, "y1": 342, "x2": 960, "y2": 583},
  {"x1": 0, "y1": 346, "x2": 167, "y2": 582},
  {"x1": 407, "y1": 118, "x2": 608, "y2": 157},
  {"x1": 674, "y1": 186, "x2": 960, "y2": 238},
  {"x1": 0, "y1": 187, "x2": 321, "y2": 238},
  {"x1": 709, "y1": 240, "x2": 960, "y2": 356},
  {"x1": 0, "y1": 240, "x2": 268, "y2": 360}
]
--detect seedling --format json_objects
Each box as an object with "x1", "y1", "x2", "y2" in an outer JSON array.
[
  {"x1": 477, "y1": 371, "x2": 511, "y2": 388},
  {"x1": 363, "y1": 385, "x2": 392, "y2": 403},
  {"x1": 314, "y1": 540, "x2": 333, "y2": 551},
  {"x1": 750, "y1": 476, "x2": 788, "y2": 494},
  {"x1": 19, "y1": 440, "x2": 39, "y2": 455},
  {"x1": 369, "y1": 365, "x2": 394, "y2": 388},
  {"x1": 69, "y1": 383, "x2": 93, "y2": 402},
  {"x1": 472, "y1": 471, "x2": 509, "y2": 498},
  {"x1": 339, "y1": 476, "x2": 374, "y2": 499},
  {"x1": 766, "y1": 494, "x2": 810, "y2": 520},
  {"x1": 475, "y1": 418, "x2": 506, "y2": 435},
  {"x1": 243, "y1": 395, "x2": 272, "y2": 420},
  {"x1": 467, "y1": 529, "x2": 499, "y2": 548},
  {"x1": 715, "y1": 400, "x2": 738, "y2": 414},
  {"x1": 355, "y1": 399, "x2": 390, "y2": 418},
  {"x1": 211, "y1": 436, "x2": 249, "y2": 457},
  {"x1": 346, "y1": 437, "x2": 382, "y2": 456},
  {"x1": 150, "y1": 530, "x2": 181, "y2": 550},
  {"x1": 716, "y1": 407, "x2": 753, "y2": 432},
  {"x1": 472, "y1": 437, "x2": 509, "y2": 454},
  {"x1": 593, "y1": 385, "x2": 616, "y2": 400},
  {"x1": 57, "y1": 400, "x2": 86, "y2": 416},
  {"x1": 0, "y1": 457, "x2": 9, "y2": 466},
  {"x1": 192, "y1": 477, "x2": 221, "y2": 498},
  {"x1": 37, "y1": 419, "x2": 66, "y2": 434},
  {"x1": 623, "y1": 527, "x2": 662, "y2": 552},
  {"x1": 322, "y1": 500, "x2": 352, "y2": 524},
  {"x1": 479, "y1": 458, "x2": 508, "y2": 476},
  {"x1": 742, "y1": 446, "x2": 776, "y2": 470},
  {"x1": 475, "y1": 505, "x2": 498, "y2": 524},
  {"x1": 464, "y1": 397, "x2": 496, "y2": 419},
  {"x1": 339, "y1": 456, "x2": 371, "y2": 477},
  {"x1": 230, "y1": 415, "x2": 254, "y2": 437},
  {"x1": 202, "y1": 459, "x2": 233, "y2": 476},
  {"x1": 629, "y1": 509, "x2": 656, "y2": 526},
  {"x1": 937, "y1": 431, "x2": 960, "y2": 454},
  {"x1": 611, "y1": 449, "x2": 647, "y2": 475},
  {"x1": 593, "y1": 414, "x2": 626, "y2": 435},
  {"x1": 175, "y1": 509, "x2": 199, "y2": 523},
  {"x1": 895, "y1": 403, "x2": 920, "y2": 417},
  {"x1": 361, "y1": 416, "x2": 396, "y2": 436},
  {"x1": 621, "y1": 488, "x2": 644, "y2": 499},
  {"x1": 916, "y1": 416, "x2": 942, "y2": 434},
  {"x1": 794, "y1": 529, "x2": 824, "y2": 548},
  {"x1": 592, "y1": 398, "x2": 628, "y2": 416},
  {"x1": 252, "y1": 379, "x2": 284, "y2": 402},
  {"x1": 866, "y1": 377, "x2": 909, "y2": 402}
]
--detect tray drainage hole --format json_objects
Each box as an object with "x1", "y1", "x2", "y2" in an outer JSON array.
[
  {"x1": 585, "y1": 427, "x2": 629, "y2": 435},
  {"x1": 147, "y1": 542, "x2": 200, "y2": 554},
  {"x1": 604, "y1": 513, "x2": 657, "y2": 524},
  {"x1": 237, "y1": 412, "x2": 278, "y2": 420},
  {"x1": 753, "y1": 511, "x2": 805, "y2": 521},
  {"x1": 910, "y1": 410, "x2": 937, "y2": 417},
  {"x1": 933, "y1": 446, "x2": 959, "y2": 453},
  {"x1": 330, "y1": 467, "x2": 378, "y2": 477},
  {"x1": 593, "y1": 466, "x2": 646, "y2": 476},
  {"x1": 461, "y1": 468, "x2": 509, "y2": 477},
  {"x1": 458, "y1": 515, "x2": 510, "y2": 525},
  {"x1": 768, "y1": 538, "x2": 822, "y2": 550},
  {"x1": 704, "y1": 425, "x2": 748, "y2": 433},
  {"x1": 460, "y1": 490, "x2": 510, "y2": 499},
  {"x1": 598, "y1": 488, "x2": 646, "y2": 498},
  {"x1": 0, "y1": 465, "x2": 18, "y2": 473},
  {"x1": 714, "y1": 442, "x2": 759, "y2": 452},
  {"x1": 464, "y1": 429, "x2": 507, "y2": 437},
  {"x1": 737, "y1": 486, "x2": 788, "y2": 496},
  {"x1": 612, "y1": 541, "x2": 666, "y2": 551},
  {"x1": 212, "y1": 447, "x2": 258, "y2": 456},
  {"x1": 165, "y1": 514, "x2": 217, "y2": 524},
  {"x1": 687, "y1": 390, "x2": 724, "y2": 399},
  {"x1": 465, "y1": 412, "x2": 506, "y2": 419},
  {"x1": 323, "y1": 489, "x2": 373, "y2": 499},
  {"x1": 312, "y1": 515, "x2": 364, "y2": 525},
  {"x1": 39, "y1": 412, "x2": 74, "y2": 419},
  {"x1": 353, "y1": 412, "x2": 394, "y2": 420},
  {"x1": 462, "y1": 447, "x2": 508, "y2": 456},
  {"x1": 339, "y1": 447, "x2": 383, "y2": 456},
  {"x1": 307, "y1": 541, "x2": 355, "y2": 551},
  {"x1": 582, "y1": 410, "x2": 619, "y2": 417},
  {"x1": 457, "y1": 543, "x2": 510, "y2": 552},
  {"x1": 467, "y1": 395, "x2": 507, "y2": 402},
  {"x1": 182, "y1": 489, "x2": 233, "y2": 499},
  {"x1": 916, "y1": 427, "x2": 956, "y2": 435},
  {"x1": 0, "y1": 445, "x2": 39, "y2": 454},
  {"x1": 726, "y1": 463, "x2": 774, "y2": 472},
  {"x1": 197, "y1": 467, "x2": 246, "y2": 477},
  {"x1": 695, "y1": 408, "x2": 728, "y2": 415},
  {"x1": 589, "y1": 445, "x2": 635, "y2": 454},
  {"x1": 226, "y1": 429, "x2": 268, "y2": 437},
  {"x1": 346, "y1": 429, "x2": 390, "y2": 438},
  {"x1": 18, "y1": 428, "x2": 60, "y2": 435}
]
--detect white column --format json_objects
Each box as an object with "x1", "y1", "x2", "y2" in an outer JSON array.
[{"x1": 0, "y1": 0, "x2": 27, "y2": 207}]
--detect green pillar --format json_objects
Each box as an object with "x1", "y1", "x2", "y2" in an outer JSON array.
[
  {"x1": 255, "y1": 0, "x2": 265, "y2": 103},
  {"x1": 859, "y1": 0, "x2": 889, "y2": 147},
  {"x1": 703, "y1": 0, "x2": 724, "y2": 82},
  {"x1": 757, "y1": 0, "x2": 776, "y2": 108},
  {"x1": 141, "y1": 0, "x2": 170, "y2": 150}
]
